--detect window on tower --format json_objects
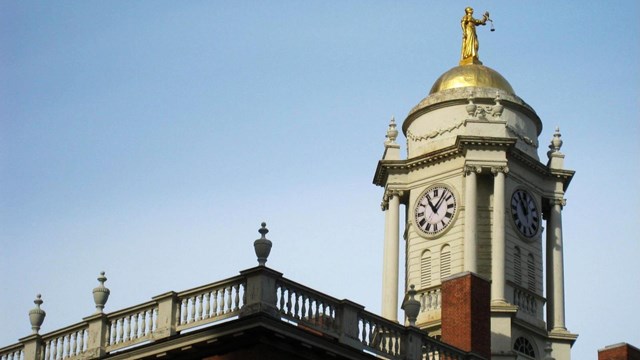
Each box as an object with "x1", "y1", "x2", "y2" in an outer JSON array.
[
  {"x1": 527, "y1": 254, "x2": 536, "y2": 292},
  {"x1": 514, "y1": 246, "x2": 522, "y2": 285},
  {"x1": 440, "y1": 245, "x2": 451, "y2": 280},
  {"x1": 421, "y1": 250, "x2": 432, "y2": 288},
  {"x1": 513, "y1": 336, "x2": 536, "y2": 358}
]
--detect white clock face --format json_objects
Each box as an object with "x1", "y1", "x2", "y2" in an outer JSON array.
[
  {"x1": 510, "y1": 189, "x2": 540, "y2": 238},
  {"x1": 414, "y1": 186, "x2": 457, "y2": 235}
]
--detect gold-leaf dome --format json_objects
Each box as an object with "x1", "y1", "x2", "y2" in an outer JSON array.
[{"x1": 429, "y1": 64, "x2": 515, "y2": 95}]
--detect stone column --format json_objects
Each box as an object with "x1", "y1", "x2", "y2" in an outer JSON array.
[
  {"x1": 464, "y1": 165, "x2": 480, "y2": 273},
  {"x1": 546, "y1": 198, "x2": 567, "y2": 331},
  {"x1": 491, "y1": 166, "x2": 508, "y2": 303},
  {"x1": 382, "y1": 190, "x2": 401, "y2": 322}
]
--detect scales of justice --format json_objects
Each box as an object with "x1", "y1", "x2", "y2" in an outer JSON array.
[{"x1": 460, "y1": 6, "x2": 495, "y2": 66}]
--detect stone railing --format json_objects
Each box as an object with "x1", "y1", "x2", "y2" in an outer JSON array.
[
  {"x1": 513, "y1": 285, "x2": 545, "y2": 319},
  {"x1": 0, "y1": 224, "x2": 484, "y2": 360},
  {"x1": 418, "y1": 285, "x2": 442, "y2": 313}
]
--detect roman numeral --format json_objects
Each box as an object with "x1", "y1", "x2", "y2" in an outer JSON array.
[
  {"x1": 444, "y1": 212, "x2": 452, "y2": 219},
  {"x1": 419, "y1": 219, "x2": 426, "y2": 227}
]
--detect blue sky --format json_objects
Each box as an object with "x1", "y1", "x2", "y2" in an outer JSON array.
[{"x1": 1, "y1": 2, "x2": 638, "y2": 359}]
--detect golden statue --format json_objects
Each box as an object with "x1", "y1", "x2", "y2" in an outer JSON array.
[{"x1": 460, "y1": 7, "x2": 491, "y2": 65}]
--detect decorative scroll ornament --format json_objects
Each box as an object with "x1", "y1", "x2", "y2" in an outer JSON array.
[
  {"x1": 464, "y1": 165, "x2": 482, "y2": 176},
  {"x1": 381, "y1": 189, "x2": 404, "y2": 210},
  {"x1": 491, "y1": 166, "x2": 509, "y2": 175},
  {"x1": 406, "y1": 120, "x2": 465, "y2": 142},
  {"x1": 506, "y1": 124, "x2": 539, "y2": 148},
  {"x1": 549, "y1": 198, "x2": 567, "y2": 208},
  {"x1": 465, "y1": 94, "x2": 504, "y2": 120}
]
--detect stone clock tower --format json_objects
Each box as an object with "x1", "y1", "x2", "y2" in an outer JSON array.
[{"x1": 374, "y1": 12, "x2": 578, "y2": 359}]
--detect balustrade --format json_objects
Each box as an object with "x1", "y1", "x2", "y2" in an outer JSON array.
[
  {"x1": 513, "y1": 286, "x2": 541, "y2": 317},
  {"x1": 106, "y1": 303, "x2": 157, "y2": 350},
  {"x1": 0, "y1": 344, "x2": 23, "y2": 360},
  {"x1": 1, "y1": 268, "x2": 480, "y2": 360},
  {"x1": 358, "y1": 312, "x2": 403, "y2": 358},
  {"x1": 419, "y1": 286, "x2": 442, "y2": 312},
  {"x1": 276, "y1": 279, "x2": 338, "y2": 335},
  {"x1": 176, "y1": 276, "x2": 245, "y2": 331},
  {"x1": 40, "y1": 324, "x2": 88, "y2": 360}
]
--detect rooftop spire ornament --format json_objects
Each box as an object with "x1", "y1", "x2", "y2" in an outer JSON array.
[{"x1": 460, "y1": 7, "x2": 494, "y2": 65}]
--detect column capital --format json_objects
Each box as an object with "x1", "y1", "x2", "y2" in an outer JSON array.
[
  {"x1": 491, "y1": 165, "x2": 509, "y2": 175},
  {"x1": 548, "y1": 198, "x2": 567, "y2": 208},
  {"x1": 464, "y1": 165, "x2": 482, "y2": 176},
  {"x1": 381, "y1": 189, "x2": 404, "y2": 210}
]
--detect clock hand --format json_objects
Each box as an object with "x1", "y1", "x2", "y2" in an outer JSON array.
[
  {"x1": 519, "y1": 193, "x2": 529, "y2": 217},
  {"x1": 426, "y1": 196, "x2": 438, "y2": 213},
  {"x1": 433, "y1": 190, "x2": 448, "y2": 212}
]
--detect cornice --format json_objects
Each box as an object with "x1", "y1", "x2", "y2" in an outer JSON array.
[{"x1": 373, "y1": 144, "x2": 460, "y2": 187}]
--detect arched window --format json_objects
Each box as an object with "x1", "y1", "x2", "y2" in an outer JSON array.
[
  {"x1": 514, "y1": 246, "x2": 522, "y2": 285},
  {"x1": 513, "y1": 336, "x2": 535, "y2": 357},
  {"x1": 527, "y1": 254, "x2": 535, "y2": 292},
  {"x1": 440, "y1": 245, "x2": 451, "y2": 280},
  {"x1": 421, "y1": 250, "x2": 432, "y2": 288}
]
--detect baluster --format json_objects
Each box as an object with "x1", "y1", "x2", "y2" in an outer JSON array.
[
  {"x1": 293, "y1": 291, "x2": 300, "y2": 319},
  {"x1": 211, "y1": 289, "x2": 219, "y2": 316},
  {"x1": 300, "y1": 294, "x2": 308, "y2": 321},
  {"x1": 62, "y1": 334, "x2": 69, "y2": 358},
  {"x1": 149, "y1": 309, "x2": 155, "y2": 334},
  {"x1": 43, "y1": 340, "x2": 50, "y2": 360},
  {"x1": 278, "y1": 286, "x2": 284, "y2": 312},
  {"x1": 204, "y1": 291, "x2": 211, "y2": 318},
  {"x1": 224, "y1": 286, "x2": 231, "y2": 314},
  {"x1": 56, "y1": 337, "x2": 63, "y2": 360},
  {"x1": 195, "y1": 294, "x2": 202, "y2": 321},
  {"x1": 180, "y1": 299, "x2": 187, "y2": 324},
  {"x1": 233, "y1": 284, "x2": 240, "y2": 311},
  {"x1": 79, "y1": 328, "x2": 86, "y2": 353},
  {"x1": 138, "y1": 310, "x2": 146, "y2": 337},
  {"x1": 110, "y1": 321, "x2": 116, "y2": 345},
  {"x1": 123, "y1": 316, "x2": 131, "y2": 342},
  {"x1": 69, "y1": 332, "x2": 77, "y2": 356}
]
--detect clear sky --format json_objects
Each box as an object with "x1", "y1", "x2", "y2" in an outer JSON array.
[{"x1": 1, "y1": 2, "x2": 638, "y2": 359}]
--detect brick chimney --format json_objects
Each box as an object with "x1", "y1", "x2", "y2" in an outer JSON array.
[
  {"x1": 598, "y1": 343, "x2": 640, "y2": 360},
  {"x1": 440, "y1": 272, "x2": 491, "y2": 360}
]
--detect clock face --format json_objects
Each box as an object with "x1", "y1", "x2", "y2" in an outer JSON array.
[
  {"x1": 414, "y1": 186, "x2": 457, "y2": 235},
  {"x1": 510, "y1": 189, "x2": 540, "y2": 238}
]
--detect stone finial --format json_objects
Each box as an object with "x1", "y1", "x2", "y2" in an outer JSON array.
[
  {"x1": 493, "y1": 92, "x2": 504, "y2": 117},
  {"x1": 28, "y1": 294, "x2": 46, "y2": 334},
  {"x1": 253, "y1": 222, "x2": 272, "y2": 266},
  {"x1": 402, "y1": 284, "x2": 421, "y2": 327},
  {"x1": 465, "y1": 96, "x2": 476, "y2": 116},
  {"x1": 384, "y1": 117, "x2": 398, "y2": 145},
  {"x1": 93, "y1": 271, "x2": 110, "y2": 313},
  {"x1": 548, "y1": 127, "x2": 563, "y2": 153}
]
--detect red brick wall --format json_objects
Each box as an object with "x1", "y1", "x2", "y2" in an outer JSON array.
[
  {"x1": 440, "y1": 272, "x2": 491, "y2": 360},
  {"x1": 598, "y1": 343, "x2": 640, "y2": 360}
]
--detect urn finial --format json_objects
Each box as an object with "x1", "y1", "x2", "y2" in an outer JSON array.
[
  {"x1": 93, "y1": 271, "x2": 110, "y2": 313},
  {"x1": 254, "y1": 222, "x2": 272, "y2": 266},
  {"x1": 401, "y1": 284, "x2": 421, "y2": 327},
  {"x1": 29, "y1": 294, "x2": 46, "y2": 334},
  {"x1": 385, "y1": 117, "x2": 398, "y2": 145}
]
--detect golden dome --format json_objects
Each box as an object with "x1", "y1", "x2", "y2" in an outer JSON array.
[{"x1": 429, "y1": 64, "x2": 515, "y2": 95}]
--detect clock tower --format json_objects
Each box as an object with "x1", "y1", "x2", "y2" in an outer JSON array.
[{"x1": 373, "y1": 11, "x2": 578, "y2": 360}]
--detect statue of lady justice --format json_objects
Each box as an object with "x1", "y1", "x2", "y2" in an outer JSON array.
[{"x1": 460, "y1": 7, "x2": 492, "y2": 65}]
